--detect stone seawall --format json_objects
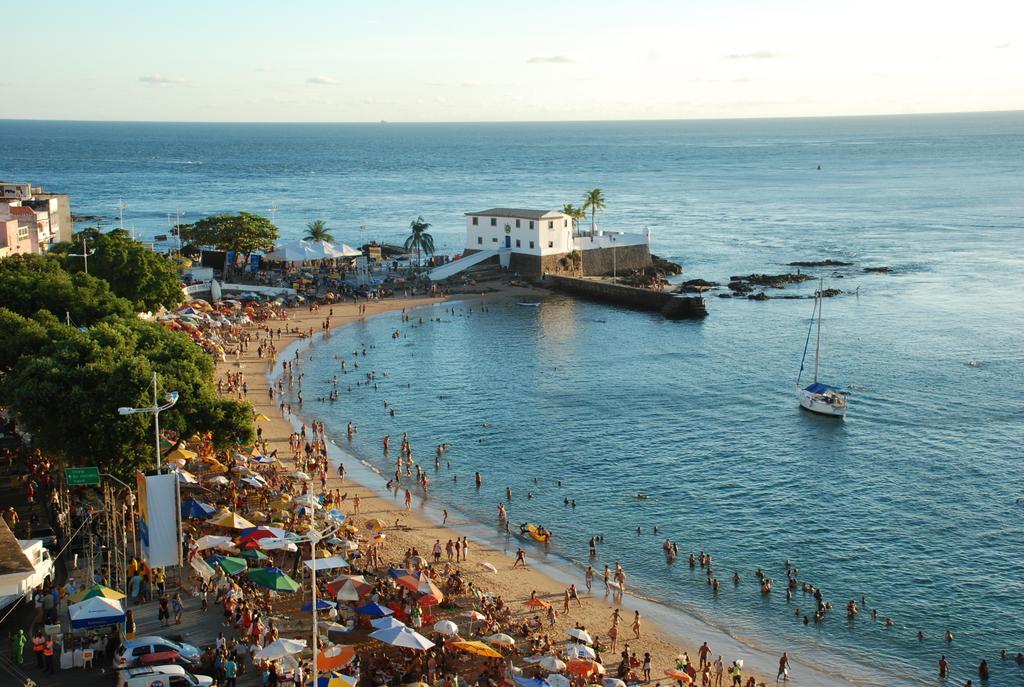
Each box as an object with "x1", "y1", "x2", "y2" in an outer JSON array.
[
  {"x1": 542, "y1": 274, "x2": 707, "y2": 319},
  {"x1": 580, "y1": 244, "x2": 652, "y2": 276}
]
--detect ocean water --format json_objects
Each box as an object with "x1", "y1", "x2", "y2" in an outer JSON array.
[{"x1": 3, "y1": 114, "x2": 1024, "y2": 685}]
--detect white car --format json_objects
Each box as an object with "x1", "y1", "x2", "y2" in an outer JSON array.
[
  {"x1": 114, "y1": 636, "x2": 202, "y2": 668},
  {"x1": 117, "y1": 665, "x2": 213, "y2": 687}
]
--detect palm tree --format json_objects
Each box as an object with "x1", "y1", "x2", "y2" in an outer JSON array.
[
  {"x1": 404, "y1": 216, "x2": 435, "y2": 268},
  {"x1": 562, "y1": 203, "x2": 586, "y2": 237},
  {"x1": 304, "y1": 219, "x2": 333, "y2": 243},
  {"x1": 582, "y1": 188, "x2": 606, "y2": 237}
]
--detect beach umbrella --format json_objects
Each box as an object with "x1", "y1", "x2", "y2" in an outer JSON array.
[
  {"x1": 538, "y1": 657, "x2": 566, "y2": 672},
  {"x1": 663, "y1": 670, "x2": 694, "y2": 684},
  {"x1": 208, "y1": 475, "x2": 230, "y2": 486},
  {"x1": 417, "y1": 577, "x2": 444, "y2": 603},
  {"x1": 254, "y1": 638, "x2": 306, "y2": 660},
  {"x1": 292, "y1": 471, "x2": 311, "y2": 481},
  {"x1": 396, "y1": 572, "x2": 428, "y2": 593},
  {"x1": 242, "y1": 475, "x2": 269, "y2": 488},
  {"x1": 370, "y1": 615, "x2": 406, "y2": 630},
  {"x1": 333, "y1": 539, "x2": 359, "y2": 552},
  {"x1": 260, "y1": 537, "x2": 298, "y2": 552},
  {"x1": 461, "y1": 610, "x2": 486, "y2": 621},
  {"x1": 365, "y1": 518, "x2": 387, "y2": 531},
  {"x1": 208, "y1": 511, "x2": 256, "y2": 529},
  {"x1": 181, "y1": 499, "x2": 216, "y2": 519},
  {"x1": 327, "y1": 509, "x2": 347, "y2": 522},
  {"x1": 255, "y1": 414, "x2": 271, "y2": 422},
  {"x1": 355, "y1": 602, "x2": 393, "y2": 617},
  {"x1": 304, "y1": 556, "x2": 350, "y2": 571},
  {"x1": 546, "y1": 675, "x2": 571, "y2": 687},
  {"x1": 316, "y1": 645, "x2": 355, "y2": 671},
  {"x1": 195, "y1": 535, "x2": 234, "y2": 551},
  {"x1": 68, "y1": 596, "x2": 125, "y2": 630},
  {"x1": 524, "y1": 598, "x2": 550, "y2": 608},
  {"x1": 564, "y1": 644, "x2": 596, "y2": 660},
  {"x1": 566, "y1": 628, "x2": 593, "y2": 645},
  {"x1": 514, "y1": 678, "x2": 550, "y2": 687},
  {"x1": 478, "y1": 562, "x2": 498, "y2": 573},
  {"x1": 302, "y1": 599, "x2": 337, "y2": 612},
  {"x1": 166, "y1": 447, "x2": 198, "y2": 462},
  {"x1": 305, "y1": 673, "x2": 357, "y2": 687},
  {"x1": 206, "y1": 555, "x2": 247, "y2": 576},
  {"x1": 177, "y1": 469, "x2": 200, "y2": 485},
  {"x1": 484, "y1": 633, "x2": 515, "y2": 647},
  {"x1": 69, "y1": 584, "x2": 125, "y2": 604},
  {"x1": 369, "y1": 626, "x2": 435, "y2": 651},
  {"x1": 240, "y1": 526, "x2": 287, "y2": 542},
  {"x1": 450, "y1": 641, "x2": 503, "y2": 659},
  {"x1": 602, "y1": 679, "x2": 627, "y2": 687},
  {"x1": 433, "y1": 620, "x2": 459, "y2": 636},
  {"x1": 332, "y1": 580, "x2": 362, "y2": 602},
  {"x1": 246, "y1": 566, "x2": 301, "y2": 592},
  {"x1": 241, "y1": 549, "x2": 268, "y2": 561},
  {"x1": 566, "y1": 659, "x2": 604, "y2": 677},
  {"x1": 254, "y1": 455, "x2": 277, "y2": 464}
]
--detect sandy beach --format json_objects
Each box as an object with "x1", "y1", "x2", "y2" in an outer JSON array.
[{"x1": 216, "y1": 285, "x2": 782, "y2": 687}]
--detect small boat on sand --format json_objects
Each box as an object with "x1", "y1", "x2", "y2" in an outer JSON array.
[
  {"x1": 516, "y1": 301, "x2": 541, "y2": 307},
  {"x1": 519, "y1": 522, "x2": 552, "y2": 543}
]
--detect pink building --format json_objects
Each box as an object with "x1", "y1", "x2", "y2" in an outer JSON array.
[{"x1": 0, "y1": 201, "x2": 43, "y2": 257}]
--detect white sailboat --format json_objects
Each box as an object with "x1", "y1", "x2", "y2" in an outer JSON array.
[{"x1": 796, "y1": 279, "x2": 849, "y2": 417}]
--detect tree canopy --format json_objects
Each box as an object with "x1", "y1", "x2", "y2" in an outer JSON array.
[
  {"x1": 404, "y1": 216, "x2": 435, "y2": 267},
  {"x1": 0, "y1": 253, "x2": 133, "y2": 325},
  {"x1": 582, "y1": 189, "x2": 606, "y2": 235},
  {"x1": 180, "y1": 212, "x2": 279, "y2": 259},
  {"x1": 304, "y1": 220, "x2": 333, "y2": 243},
  {"x1": 50, "y1": 229, "x2": 184, "y2": 311}
]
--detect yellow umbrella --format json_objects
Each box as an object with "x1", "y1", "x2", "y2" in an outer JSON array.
[
  {"x1": 366, "y1": 518, "x2": 387, "y2": 531},
  {"x1": 166, "y1": 447, "x2": 198, "y2": 462},
  {"x1": 70, "y1": 584, "x2": 126, "y2": 604},
  {"x1": 255, "y1": 414, "x2": 271, "y2": 422},
  {"x1": 207, "y1": 511, "x2": 256, "y2": 529},
  {"x1": 451, "y1": 641, "x2": 503, "y2": 659},
  {"x1": 250, "y1": 511, "x2": 267, "y2": 521}
]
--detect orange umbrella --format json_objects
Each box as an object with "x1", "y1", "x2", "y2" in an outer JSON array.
[
  {"x1": 317, "y1": 645, "x2": 356, "y2": 671},
  {"x1": 566, "y1": 659, "x2": 605, "y2": 677},
  {"x1": 663, "y1": 670, "x2": 694, "y2": 684},
  {"x1": 450, "y1": 641, "x2": 503, "y2": 659},
  {"x1": 523, "y1": 598, "x2": 551, "y2": 608}
]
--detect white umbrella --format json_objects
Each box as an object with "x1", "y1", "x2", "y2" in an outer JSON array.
[
  {"x1": 304, "y1": 556, "x2": 350, "y2": 571},
  {"x1": 539, "y1": 656, "x2": 566, "y2": 672},
  {"x1": 566, "y1": 628, "x2": 593, "y2": 645},
  {"x1": 335, "y1": 580, "x2": 361, "y2": 602},
  {"x1": 433, "y1": 620, "x2": 459, "y2": 636},
  {"x1": 370, "y1": 615, "x2": 406, "y2": 630},
  {"x1": 208, "y1": 476, "x2": 230, "y2": 486},
  {"x1": 478, "y1": 562, "x2": 498, "y2": 573},
  {"x1": 547, "y1": 675, "x2": 571, "y2": 687},
  {"x1": 260, "y1": 537, "x2": 298, "y2": 552},
  {"x1": 336, "y1": 539, "x2": 359, "y2": 552},
  {"x1": 369, "y1": 626, "x2": 435, "y2": 650},
  {"x1": 292, "y1": 471, "x2": 311, "y2": 481},
  {"x1": 195, "y1": 535, "x2": 233, "y2": 550},
  {"x1": 485, "y1": 633, "x2": 516, "y2": 647},
  {"x1": 335, "y1": 243, "x2": 362, "y2": 258},
  {"x1": 602, "y1": 680, "x2": 626, "y2": 687},
  {"x1": 564, "y1": 644, "x2": 596, "y2": 660},
  {"x1": 254, "y1": 638, "x2": 306, "y2": 660}
]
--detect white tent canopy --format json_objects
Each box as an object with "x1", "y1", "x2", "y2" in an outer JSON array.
[{"x1": 265, "y1": 239, "x2": 361, "y2": 262}]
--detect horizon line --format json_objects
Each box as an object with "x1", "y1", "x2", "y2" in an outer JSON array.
[{"x1": 1, "y1": 108, "x2": 1022, "y2": 127}]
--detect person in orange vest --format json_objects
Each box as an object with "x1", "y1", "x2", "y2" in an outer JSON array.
[
  {"x1": 32, "y1": 629, "x2": 45, "y2": 668},
  {"x1": 43, "y1": 636, "x2": 55, "y2": 673}
]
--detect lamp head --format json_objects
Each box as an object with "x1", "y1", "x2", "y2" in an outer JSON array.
[
  {"x1": 117, "y1": 407, "x2": 134, "y2": 416},
  {"x1": 166, "y1": 391, "x2": 179, "y2": 404}
]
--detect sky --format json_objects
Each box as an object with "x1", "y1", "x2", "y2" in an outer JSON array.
[{"x1": 3, "y1": 0, "x2": 1022, "y2": 122}]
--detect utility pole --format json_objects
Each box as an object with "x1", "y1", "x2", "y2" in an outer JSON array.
[{"x1": 116, "y1": 199, "x2": 128, "y2": 231}]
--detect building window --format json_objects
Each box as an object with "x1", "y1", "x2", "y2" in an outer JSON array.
[
  {"x1": 477, "y1": 236, "x2": 482, "y2": 245},
  {"x1": 529, "y1": 241, "x2": 535, "y2": 249},
  {"x1": 17, "y1": 226, "x2": 29, "y2": 239},
  {"x1": 492, "y1": 237, "x2": 498, "y2": 242},
  {"x1": 515, "y1": 219, "x2": 520, "y2": 228},
  {"x1": 548, "y1": 241, "x2": 554, "y2": 248},
  {"x1": 490, "y1": 218, "x2": 497, "y2": 226},
  {"x1": 564, "y1": 219, "x2": 568, "y2": 227},
  {"x1": 529, "y1": 221, "x2": 534, "y2": 229},
  {"x1": 472, "y1": 216, "x2": 478, "y2": 225},
  {"x1": 515, "y1": 239, "x2": 521, "y2": 247},
  {"x1": 548, "y1": 220, "x2": 554, "y2": 229}
]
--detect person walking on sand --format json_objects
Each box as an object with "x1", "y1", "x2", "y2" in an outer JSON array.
[
  {"x1": 632, "y1": 610, "x2": 642, "y2": 638},
  {"x1": 714, "y1": 656, "x2": 725, "y2": 687},
  {"x1": 404, "y1": 488, "x2": 412, "y2": 510},
  {"x1": 585, "y1": 566, "x2": 594, "y2": 593},
  {"x1": 352, "y1": 495, "x2": 360, "y2": 514},
  {"x1": 698, "y1": 642, "x2": 711, "y2": 670},
  {"x1": 777, "y1": 652, "x2": 790, "y2": 682},
  {"x1": 513, "y1": 548, "x2": 527, "y2": 568}
]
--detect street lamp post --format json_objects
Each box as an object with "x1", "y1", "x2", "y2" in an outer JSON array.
[
  {"x1": 117, "y1": 371, "x2": 179, "y2": 472},
  {"x1": 302, "y1": 522, "x2": 337, "y2": 685},
  {"x1": 68, "y1": 235, "x2": 96, "y2": 274}
]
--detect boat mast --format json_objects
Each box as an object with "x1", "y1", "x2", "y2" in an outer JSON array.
[{"x1": 813, "y1": 278, "x2": 822, "y2": 382}]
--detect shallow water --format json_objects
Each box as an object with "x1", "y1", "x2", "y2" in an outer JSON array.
[{"x1": 5, "y1": 113, "x2": 1024, "y2": 685}]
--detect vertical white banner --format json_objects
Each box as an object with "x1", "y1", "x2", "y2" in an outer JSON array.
[{"x1": 143, "y1": 473, "x2": 180, "y2": 567}]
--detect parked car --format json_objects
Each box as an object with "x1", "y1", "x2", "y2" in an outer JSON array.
[
  {"x1": 114, "y1": 637, "x2": 201, "y2": 668},
  {"x1": 117, "y1": 665, "x2": 213, "y2": 687}
]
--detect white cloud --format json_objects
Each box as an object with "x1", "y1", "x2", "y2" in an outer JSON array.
[
  {"x1": 138, "y1": 74, "x2": 187, "y2": 86},
  {"x1": 723, "y1": 51, "x2": 781, "y2": 60},
  {"x1": 527, "y1": 56, "x2": 574, "y2": 64},
  {"x1": 307, "y1": 75, "x2": 341, "y2": 86}
]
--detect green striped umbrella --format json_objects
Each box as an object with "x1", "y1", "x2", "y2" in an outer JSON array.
[
  {"x1": 241, "y1": 549, "x2": 269, "y2": 561},
  {"x1": 206, "y1": 555, "x2": 248, "y2": 576},
  {"x1": 246, "y1": 566, "x2": 301, "y2": 592}
]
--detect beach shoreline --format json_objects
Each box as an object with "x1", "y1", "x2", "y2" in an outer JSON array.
[{"x1": 219, "y1": 286, "x2": 860, "y2": 687}]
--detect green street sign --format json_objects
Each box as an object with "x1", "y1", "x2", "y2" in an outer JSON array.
[{"x1": 65, "y1": 466, "x2": 101, "y2": 486}]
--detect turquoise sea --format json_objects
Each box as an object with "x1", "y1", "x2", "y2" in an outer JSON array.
[{"x1": 3, "y1": 113, "x2": 1023, "y2": 685}]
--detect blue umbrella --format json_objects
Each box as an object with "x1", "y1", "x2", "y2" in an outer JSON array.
[
  {"x1": 387, "y1": 568, "x2": 410, "y2": 579},
  {"x1": 327, "y1": 509, "x2": 347, "y2": 522},
  {"x1": 514, "y1": 679, "x2": 550, "y2": 687},
  {"x1": 181, "y1": 499, "x2": 216, "y2": 519},
  {"x1": 302, "y1": 599, "x2": 337, "y2": 612},
  {"x1": 355, "y1": 602, "x2": 393, "y2": 617}
]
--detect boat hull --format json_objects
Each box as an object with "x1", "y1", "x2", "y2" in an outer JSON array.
[{"x1": 797, "y1": 387, "x2": 848, "y2": 417}]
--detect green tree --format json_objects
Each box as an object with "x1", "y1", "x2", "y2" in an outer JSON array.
[
  {"x1": 0, "y1": 253, "x2": 133, "y2": 325},
  {"x1": 0, "y1": 309, "x2": 254, "y2": 479},
  {"x1": 403, "y1": 216, "x2": 435, "y2": 268},
  {"x1": 180, "y1": 212, "x2": 279, "y2": 275},
  {"x1": 304, "y1": 220, "x2": 333, "y2": 243},
  {"x1": 51, "y1": 229, "x2": 183, "y2": 311},
  {"x1": 562, "y1": 203, "x2": 586, "y2": 236},
  {"x1": 582, "y1": 189, "x2": 606, "y2": 237}
]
